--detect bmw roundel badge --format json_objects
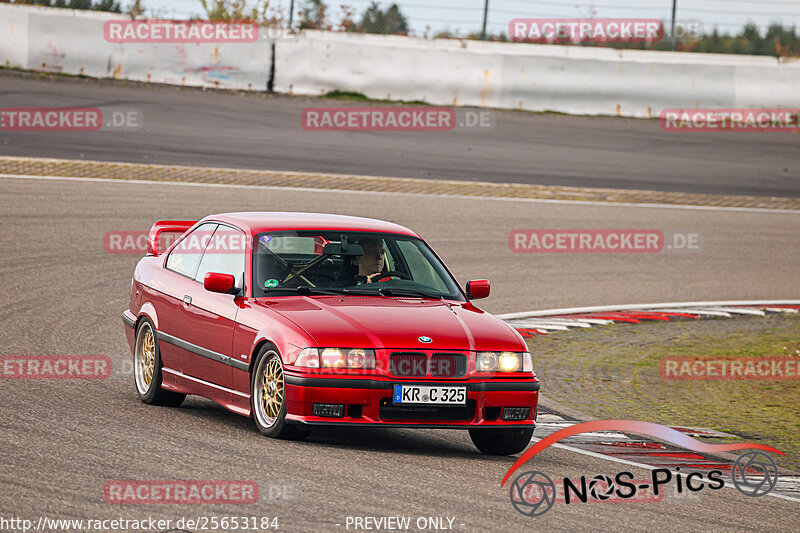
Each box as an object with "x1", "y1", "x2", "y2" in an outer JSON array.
[{"x1": 418, "y1": 336, "x2": 433, "y2": 343}]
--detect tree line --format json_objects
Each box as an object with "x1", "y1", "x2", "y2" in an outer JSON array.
[{"x1": 8, "y1": 0, "x2": 798, "y2": 57}]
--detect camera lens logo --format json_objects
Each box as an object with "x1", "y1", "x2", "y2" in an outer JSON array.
[
  {"x1": 509, "y1": 471, "x2": 556, "y2": 516},
  {"x1": 587, "y1": 474, "x2": 615, "y2": 501},
  {"x1": 731, "y1": 451, "x2": 778, "y2": 497}
]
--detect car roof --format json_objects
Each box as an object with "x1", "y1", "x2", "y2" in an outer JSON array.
[{"x1": 203, "y1": 212, "x2": 421, "y2": 238}]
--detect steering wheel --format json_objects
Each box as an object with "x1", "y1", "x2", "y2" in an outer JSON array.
[{"x1": 374, "y1": 271, "x2": 411, "y2": 282}]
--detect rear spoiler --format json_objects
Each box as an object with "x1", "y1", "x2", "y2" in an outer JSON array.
[{"x1": 147, "y1": 220, "x2": 197, "y2": 256}]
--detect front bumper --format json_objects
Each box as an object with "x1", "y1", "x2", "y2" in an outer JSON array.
[{"x1": 283, "y1": 373, "x2": 539, "y2": 428}]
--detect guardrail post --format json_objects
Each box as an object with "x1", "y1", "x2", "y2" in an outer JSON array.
[
  {"x1": 670, "y1": 0, "x2": 678, "y2": 51},
  {"x1": 481, "y1": 0, "x2": 489, "y2": 40}
]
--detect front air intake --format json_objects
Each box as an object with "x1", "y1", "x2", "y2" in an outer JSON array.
[
  {"x1": 389, "y1": 352, "x2": 428, "y2": 377},
  {"x1": 430, "y1": 353, "x2": 467, "y2": 378}
]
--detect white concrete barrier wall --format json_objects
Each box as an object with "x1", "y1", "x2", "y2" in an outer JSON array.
[
  {"x1": 0, "y1": 4, "x2": 271, "y2": 91},
  {"x1": 275, "y1": 30, "x2": 800, "y2": 117},
  {"x1": 2, "y1": 5, "x2": 799, "y2": 117}
]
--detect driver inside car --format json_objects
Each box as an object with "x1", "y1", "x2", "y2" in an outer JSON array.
[{"x1": 354, "y1": 237, "x2": 386, "y2": 284}]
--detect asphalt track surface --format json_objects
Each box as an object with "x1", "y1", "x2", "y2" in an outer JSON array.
[
  {"x1": 1, "y1": 176, "x2": 799, "y2": 532},
  {"x1": 1, "y1": 71, "x2": 799, "y2": 198}
]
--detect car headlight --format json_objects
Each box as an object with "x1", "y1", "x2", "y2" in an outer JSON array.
[
  {"x1": 476, "y1": 352, "x2": 533, "y2": 373},
  {"x1": 476, "y1": 352, "x2": 498, "y2": 372},
  {"x1": 294, "y1": 348, "x2": 376, "y2": 369}
]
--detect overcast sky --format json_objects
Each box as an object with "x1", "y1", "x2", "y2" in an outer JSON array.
[{"x1": 140, "y1": 0, "x2": 800, "y2": 37}]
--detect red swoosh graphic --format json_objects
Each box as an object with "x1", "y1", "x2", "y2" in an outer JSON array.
[{"x1": 501, "y1": 420, "x2": 784, "y2": 486}]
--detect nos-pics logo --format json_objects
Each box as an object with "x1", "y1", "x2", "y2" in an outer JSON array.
[{"x1": 501, "y1": 420, "x2": 782, "y2": 516}]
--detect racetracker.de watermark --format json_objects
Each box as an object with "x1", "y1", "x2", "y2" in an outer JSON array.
[
  {"x1": 660, "y1": 108, "x2": 800, "y2": 132},
  {"x1": 301, "y1": 107, "x2": 495, "y2": 131},
  {"x1": 510, "y1": 18, "x2": 661, "y2": 43},
  {"x1": 105, "y1": 230, "x2": 171, "y2": 255},
  {"x1": 104, "y1": 227, "x2": 245, "y2": 255},
  {"x1": 508, "y1": 19, "x2": 702, "y2": 44},
  {"x1": 104, "y1": 20, "x2": 258, "y2": 43},
  {"x1": 103, "y1": 481, "x2": 258, "y2": 504},
  {"x1": 1, "y1": 356, "x2": 111, "y2": 379},
  {"x1": 661, "y1": 356, "x2": 800, "y2": 380},
  {"x1": 509, "y1": 230, "x2": 701, "y2": 253},
  {"x1": 0, "y1": 108, "x2": 143, "y2": 132}
]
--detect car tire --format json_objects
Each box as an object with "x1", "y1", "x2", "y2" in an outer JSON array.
[
  {"x1": 469, "y1": 427, "x2": 534, "y2": 455},
  {"x1": 133, "y1": 318, "x2": 186, "y2": 407},
  {"x1": 250, "y1": 344, "x2": 309, "y2": 440}
]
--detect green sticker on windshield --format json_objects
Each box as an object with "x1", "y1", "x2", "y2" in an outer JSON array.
[{"x1": 264, "y1": 279, "x2": 280, "y2": 288}]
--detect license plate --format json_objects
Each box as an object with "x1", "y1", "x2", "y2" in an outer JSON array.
[{"x1": 392, "y1": 384, "x2": 466, "y2": 405}]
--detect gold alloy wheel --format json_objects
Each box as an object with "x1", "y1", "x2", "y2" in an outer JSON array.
[
  {"x1": 135, "y1": 324, "x2": 156, "y2": 395},
  {"x1": 260, "y1": 357, "x2": 284, "y2": 423},
  {"x1": 140, "y1": 329, "x2": 155, "y2": 387}
]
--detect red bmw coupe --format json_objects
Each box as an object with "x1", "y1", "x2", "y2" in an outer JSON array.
[{"x1": 123, "y1": 213, "x2": 539, "y2": 454}]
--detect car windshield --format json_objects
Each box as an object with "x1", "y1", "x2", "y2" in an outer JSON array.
[{"x1": 252, "y1": 231, "x2": 464, "y2": 301}]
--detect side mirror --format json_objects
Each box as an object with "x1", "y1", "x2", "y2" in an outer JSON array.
[
  {"x1": 204, "y1": 272, "x2": 236, "y2": 294},
  {"x1": 466, "y1": 279, "x2": 490, "y2": 300}
]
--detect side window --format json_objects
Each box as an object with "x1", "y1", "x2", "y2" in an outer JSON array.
[
  {"x1": 195, "y1": 225, "x2": 247, "y2": 288},
  {"x1": 383, "y1": 242, "x2": 396, "y2": 271},
  {"x1": 395, "y1": 240, "x2": 449, "y2": 293},
  {"x1": 165, "y1": 223, "x2": 218, "y2": 278}
]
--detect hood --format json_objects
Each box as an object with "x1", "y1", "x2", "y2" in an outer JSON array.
[{"x1": 253, "y1": 296, "x2": 525, "y2": 352}]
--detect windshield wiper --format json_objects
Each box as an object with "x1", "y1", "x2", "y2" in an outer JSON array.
[
  {"x1": 264, "y1": 286, "x2": 344, "y2": 296},
  {"x1": 264, "y1": 285, "x2": 444, "y2": 299},
  {"x1": 343, "y1": 287, "x2": 443, "y2": 299}
]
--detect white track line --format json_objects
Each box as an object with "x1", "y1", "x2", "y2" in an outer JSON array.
[
  {"x1": 646, "y1": 308, "x2": 733, "y2": 317},
  {"x1": 498, "y1": 300, "x2": 800, "y2": 320},
  {"x1": 2, "y1": 173, "x2": 800, "y2": 214},
  {"x1": 695, "y1": 307, "x2": 766, "y2": 316},
  {"x1": 507, "y1": 319, "x2": 595, "y2": 327}
]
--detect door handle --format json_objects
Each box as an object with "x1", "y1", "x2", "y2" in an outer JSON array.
[{"x1": 182, "y1": 295, "x2": 192, "y2": 305}]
